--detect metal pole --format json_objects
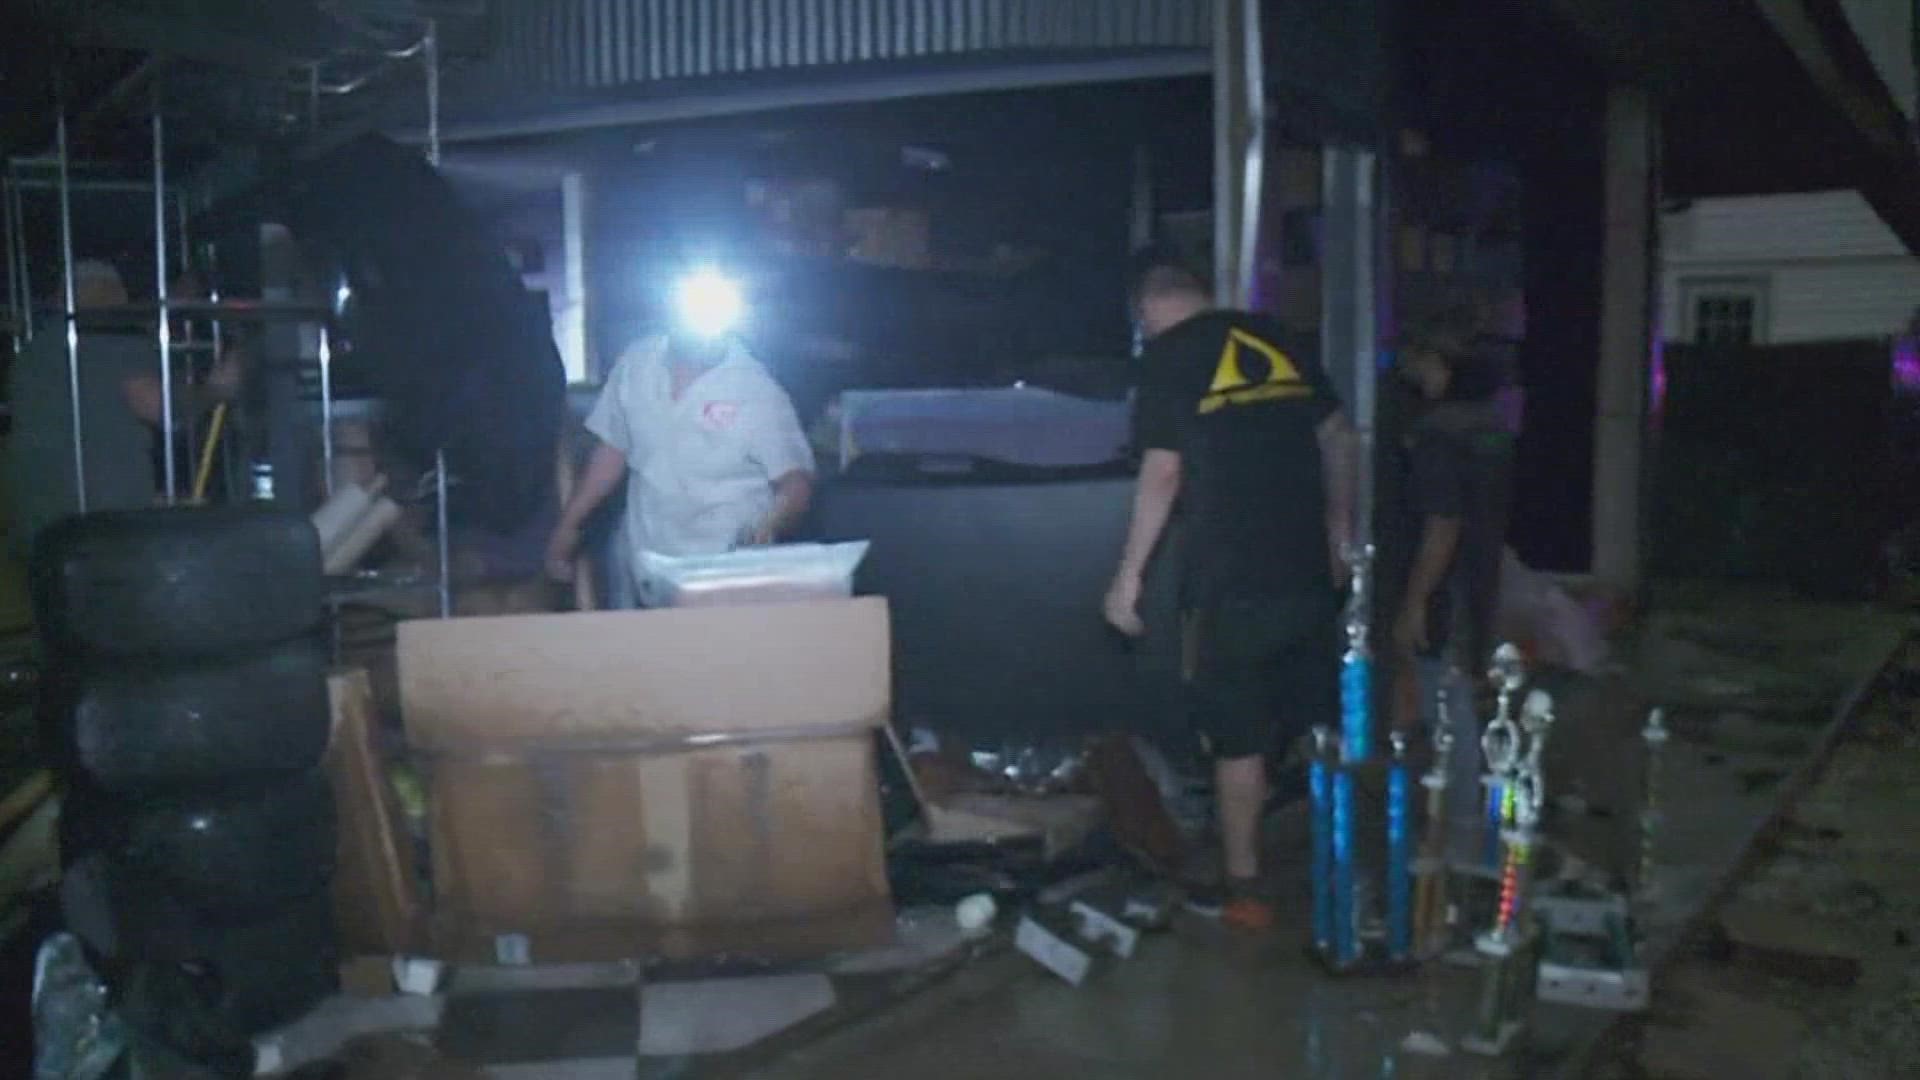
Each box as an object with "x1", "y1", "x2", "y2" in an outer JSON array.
[
  {"x1": 424, "y1": 19, "x2": 441, "y2": 167},
  {"x1": 318, "y1": 322, "x2": 334, "y2": 495},
  {"x1": 435, "y1": 450, "x2": 451, "y2": 618},
  {"x1": 1211, "y1": 0, "x2": 1265, "y2": 308},
  {"x1": 57, "y1": 110, "x2": 85, "y2": 512},
  {"x1": 175, "y1": 191, "x2": 189, "y2": 274},
  {"x1": 153, "y1": 102, "x2": 176, "y2": 503},
  {"x1": 2, "y1": 175, "x2": 18, "y2": 354},
  {"x1": 7, "y1": 166, "x2": 27, "y2": 344}
]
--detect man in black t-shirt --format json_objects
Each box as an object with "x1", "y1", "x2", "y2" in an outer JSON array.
[{"x1": 1103, "y1": 264, "x2": 1357, "y2": 931}]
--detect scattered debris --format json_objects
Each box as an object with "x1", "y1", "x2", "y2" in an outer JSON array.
[
  {"x1": 828, "y1": 907, "x2": 971, "y2": 976},
  {"x1": 955, "y1": 894, "x2": 997, "y2": 937},
  {"x1": 1399, "y1": 1030, "x2": 1451, "y2": 1057},
  {"x1": 1014, "y1": 912, "x2": 1098, "y2": 987}
]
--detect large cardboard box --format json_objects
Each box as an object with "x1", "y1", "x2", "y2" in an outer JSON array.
[{"x1": 397, "y1": 599, "x2": 894, "y2": 963}]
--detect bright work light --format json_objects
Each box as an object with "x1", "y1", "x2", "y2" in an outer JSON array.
[{"x1": 672, "y1": 268, "x2": 744, "y2": 339}]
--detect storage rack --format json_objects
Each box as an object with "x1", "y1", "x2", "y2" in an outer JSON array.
[{"x1": 3, "y1": 59, "x2": 453, "y2": 620}]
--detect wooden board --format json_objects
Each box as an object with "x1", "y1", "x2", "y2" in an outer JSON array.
[
  {"x1": 328, "y1": 669, "x2": 427, "y2": 955},
  {"x1": 397, "y1": 599, "x2": 890, "y2": 747}
]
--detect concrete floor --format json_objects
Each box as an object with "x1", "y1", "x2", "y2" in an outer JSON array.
[
  {"x1": 737, "y1": 588, "x2": 1910, "y2": 1080},
  {"x1": 5, "y1": 586, "x2": 1905, "y2": 1079}
]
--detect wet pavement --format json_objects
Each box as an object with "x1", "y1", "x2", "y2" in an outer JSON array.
[{"x1": 736, "y1": 587, "x2": 1911, "y2": 1080}]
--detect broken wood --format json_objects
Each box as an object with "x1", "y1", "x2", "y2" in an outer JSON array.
[{"x1": 328, "y1": 670, "x2": 428, "y2": 956}]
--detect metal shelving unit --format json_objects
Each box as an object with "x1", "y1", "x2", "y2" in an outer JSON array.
[{"x1": 3, "y1": 63, "x2": 455, "y2": 622}]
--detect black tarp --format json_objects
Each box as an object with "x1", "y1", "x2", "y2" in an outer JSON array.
[{"x1": 283, "y1": 136, "x2": 566, "y2": 533}]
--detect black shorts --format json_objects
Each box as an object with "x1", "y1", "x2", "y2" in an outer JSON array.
[{"x1": 1185, "y1": 595, "x2": 1341, "y2": 760}]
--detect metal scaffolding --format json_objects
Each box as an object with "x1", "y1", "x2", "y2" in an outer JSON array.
[{"x1": 4, "y1": 62, "x2": 453, "y2": 617}]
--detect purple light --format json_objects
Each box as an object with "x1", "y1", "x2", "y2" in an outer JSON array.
[{"x1": 1894, "y1": 338, "x2": 1920, "y2": 391}]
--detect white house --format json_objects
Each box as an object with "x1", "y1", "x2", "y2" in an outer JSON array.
[
  {"x1": 1661, "y1": 190, "x2": 1920, "y2": 345},
  {"x1": 1659, "y1": 0, "x2": 1919, "y2": 347}
]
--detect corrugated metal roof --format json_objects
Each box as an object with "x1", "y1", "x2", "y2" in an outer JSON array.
[{"x1": 489, "y1": 0, "x2": 1212, "y2": 89}]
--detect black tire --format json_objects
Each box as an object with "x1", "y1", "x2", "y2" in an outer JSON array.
[
  {"x1": 117, "y1": 889, "x2": 339, "y2": 1058},
  {"x1": 41, "y1": 636, "x2": 332, "y2": 792},
  {"x1": 31, "y1": 507, "x2": 324, "y2": 660},
  {"x1": 61, "y1": 770, "x2": 337, "y2": 918}
]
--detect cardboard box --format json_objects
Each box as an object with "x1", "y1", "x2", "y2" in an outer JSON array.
[{"x1": 397, "y1": 599, "x2": 895, "y2": 962}]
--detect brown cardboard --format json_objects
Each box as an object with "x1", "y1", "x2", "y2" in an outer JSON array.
[
  {"x1": 397, "y1": 599, "x2": 890, "y2": 746},
  {"x1": 398, "y1": 599, "x2": 895, "y2": 961},
  {"x1": 328, "y1": 669, "x2": 428, "y2": 956}
]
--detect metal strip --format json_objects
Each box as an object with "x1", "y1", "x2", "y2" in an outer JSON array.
[
  {"x1": 7, "y1": 167, "x2": 28, "y2": 345},
  {"x1": 426, "y1": 21, "x2": 442, "y2": 166},
  {"x1": 57, "y1": 111, "x2": 85, "y2": 512},
  {"x1": 413, "y1": 720, "x2": 881, "y2": 762},
  {"x1": 2, "y1": 176, "x2": 18, "y2": 353},
  {"x1": 399, "y1": 51, "x2": 1209, "y2": 144},
  {"x1": 154, "y1": 104, "x2": 176, "y2": 504},
  {"x1": 318, "y1": 323, "x2": 335, "y2": 496},
  {"x1": 436, "y1": 449, "x2": 451, "y2": 618}
]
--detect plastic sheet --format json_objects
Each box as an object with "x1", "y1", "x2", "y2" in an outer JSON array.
[{"x1": 636, "y1": 541, "x2": 870, "y2": 608}]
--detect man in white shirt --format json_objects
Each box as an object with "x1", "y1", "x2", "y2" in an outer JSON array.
[{"x1": 544, "y1": 271, "x2": 815, "y2": 599}]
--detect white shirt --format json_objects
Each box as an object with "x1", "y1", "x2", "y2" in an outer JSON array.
[{"x1": 585, "y1": 335, "x2": 815, "y2": 560}]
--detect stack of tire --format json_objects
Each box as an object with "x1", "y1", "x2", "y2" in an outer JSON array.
[{"x1": 31, "y1": 508, "x2": 338, "y2": 1075}]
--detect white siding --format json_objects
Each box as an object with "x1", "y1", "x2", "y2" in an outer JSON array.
[
  {"x1": 1661, "y1": 189, "x2": 1920, "y2": 343},
  {"x1": 1664, "y1": 191, "x2": 1906, "y2": 263},
  {"x1": 1661, "y1": 258, "x2": 1920, "y2": 344},
  {"x1": 1841, "y1": 0, "x2": 1916, "y2": 119}
]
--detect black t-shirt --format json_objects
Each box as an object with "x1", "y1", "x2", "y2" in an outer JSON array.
[
  {"x1": 1134, "y1": 311, "x2": 1341, "y2": 608},
  {"x1": 1404, "y1": 401, "x2": 1514, "y2": 669}
]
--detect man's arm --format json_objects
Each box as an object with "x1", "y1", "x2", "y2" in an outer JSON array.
[
  {"x1": 120, "y1": 371, "x2": 234, "y2": 429},
  {"x1": 1317, "y1": 410, "x2": 1358, "y2": 582},
  {"x1": 1104, "y1": 448, "x2": 1182, "y2": 636},
  {"x1": 1394, "y1": 514, "x2": 1462, "y2": 653},
  {"x1": 545, "y1": 442, "x2": 627, "y2": 581},
  {"x1": 743, "y1": 469, "x2": 815, "y2": 545}
]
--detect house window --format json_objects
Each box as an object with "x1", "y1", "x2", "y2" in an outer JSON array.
[{"x1": 1681, "y1": 279, "x2": 1767, "y2": 346}]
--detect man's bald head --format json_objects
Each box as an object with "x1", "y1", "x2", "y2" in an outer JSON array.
[{"x1": 1131, "y1": 262, "x2": 1211, "y2": 339}]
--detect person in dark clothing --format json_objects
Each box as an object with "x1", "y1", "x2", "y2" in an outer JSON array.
[
  {"x1": 1390, "y1": 305, "x2": 1516, "y2": 862},
  {"x1": 6, "y1": 260, "x2": 238, "y2": 560},
  {"x1": 1103, "y1": 263, "x2": 1357, "y2": 931}
]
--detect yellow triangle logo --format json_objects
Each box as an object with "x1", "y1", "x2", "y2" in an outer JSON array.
[{"x1": 1207, "y1": 329, "x2": 1301, "y2": 393}]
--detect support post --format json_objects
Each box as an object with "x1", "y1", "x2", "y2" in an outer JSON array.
[
  {"x1": 57, "y1": 111, "x2": 84, "y2": 511},
  {"x1": 6, "y1": 166, "x2": 27, "y2": 344},
  {"x1": 424, "y1": 20, "x2": 441, "y2": 167},
  {"x1": 1320, "y1": 147, "x2": 1381, "y2": 550},
  {"x1": 1213, "y1": 0, "x2": 1265, "y2": 308},
  {"x1": 154, "y1": 101, "x2": 177, "y2": 503},
  {"x1": 560, "y1": 171, "x2": 590, "y2": 383},
  {"x1": 2, "y1": 174, "x2": 18, "y2": 353},
  {"x1": 1591, "y1": 86, "x2": 1658, "y2": 590}
]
